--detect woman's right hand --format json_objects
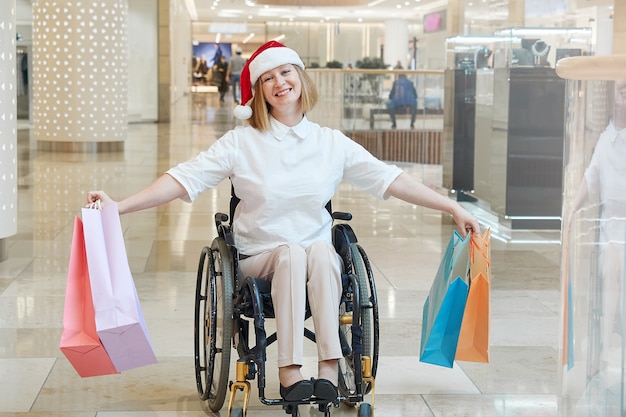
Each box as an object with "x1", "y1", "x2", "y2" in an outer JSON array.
[{"x1": 86, "y1": 190, "x2": 116, "y2": 207}]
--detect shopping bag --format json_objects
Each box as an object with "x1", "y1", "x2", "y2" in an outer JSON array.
[
  {"x1": 59, "y1": 216, "x2": 119, "y2": 377},
  {"x1": 420, "y1": 230, "x2": 470, "y2": 368},
  {"x1": 456, "y1": 229, "x2": 491, "y2": 363},
  {"x1": 469, "y1": 229, "x2": 490, "y2": 281},
  {"x1": 82, "y1": 203, "x2": 157, "y2": 372}
]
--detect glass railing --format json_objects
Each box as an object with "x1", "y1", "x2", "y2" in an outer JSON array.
[
  {"x1": 308, "y1": 69, "x2": 444, "y2": 131},
  {"x1": 307, "y1": 69, "x2": 445, "y2": 164},
  {"x1": 558, "y1": 63, "x2": 626, "y2": 417}
]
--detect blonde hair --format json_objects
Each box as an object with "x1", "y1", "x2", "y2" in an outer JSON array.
[{"x1": 248, "y1": 66, "x2": 318, "y2": 131}]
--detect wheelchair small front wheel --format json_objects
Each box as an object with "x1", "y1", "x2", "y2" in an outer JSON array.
[
  {"x1": 194, "y1": 238, "x2": 234, "y2": 411},
  {"x1": 358, "y1": 403, "x2": 372, "y2": 417},
  {"x1": 229, "y1": 408, "x2": 244, "y2": 417}
]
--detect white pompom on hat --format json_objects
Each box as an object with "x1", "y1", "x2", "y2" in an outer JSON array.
[{"x1": 233, "y1": 40, "x2": 305, "y2": 120}]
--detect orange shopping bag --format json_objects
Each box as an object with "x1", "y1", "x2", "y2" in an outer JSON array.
[
  {"x1": 455, "y1": 229, "x2": 490, "y2": 363},
  {"x1": 59, "y1": 217, "x2": 119, "y2": 377}
]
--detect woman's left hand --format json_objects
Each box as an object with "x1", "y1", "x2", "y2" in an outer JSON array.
[{"x1": 452, "y1": 206, "x2": 481, "y2": 238}]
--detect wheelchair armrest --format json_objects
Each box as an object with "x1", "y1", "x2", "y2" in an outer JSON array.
[
  {"x1": 214, "y1": 212, "x2": 229, "y2": 228},
  {"x1": 214, "y1": 212, "x2": 236, "y2": 247},
  {"x1": 332, "y1": 211, "x2": 353, "y2": 221}
]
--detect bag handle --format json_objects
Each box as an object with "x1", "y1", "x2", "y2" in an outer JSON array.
[
  {"x1": 86, "y1": 200, "x2": 103, "y2": 211},
  {"x1": 470, "y1": 229, "x2": 490, "y2": 267}
]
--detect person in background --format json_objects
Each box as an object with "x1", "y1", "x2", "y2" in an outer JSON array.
[
  {"x1": 211, "y1": 54, "x2": 229, "y2": 102},
  {"x1": 387, "y1": 73, "x2": 418, "y2": 129},
  {"x1": 87, "y1": 41, "x2": 479, "y2": 403},
  {"x1": 228, "y1": 47, "x2": 247, "y2": 104},
  {"x1": 198, "y1": 55, "x2": 209, "y2": 85}
]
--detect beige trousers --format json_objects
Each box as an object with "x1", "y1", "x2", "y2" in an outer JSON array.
[{"x1": 238, "y1": 241, "x2": 343, "y2": 368}]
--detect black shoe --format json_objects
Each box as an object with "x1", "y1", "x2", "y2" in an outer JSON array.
[
  {"x1": 313, "y1": 378, "x2": 338, "y2": 401},
  {"x1": 391, "y1": 124, "x2": 396, "y2": 129},
  {"x1": 280, "y1": 379, "x2": 314, "y2": 401}
]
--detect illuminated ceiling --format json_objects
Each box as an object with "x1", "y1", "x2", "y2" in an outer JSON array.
[{"x1": 191, "y1": 0, "x2": 450, "y2": 23}]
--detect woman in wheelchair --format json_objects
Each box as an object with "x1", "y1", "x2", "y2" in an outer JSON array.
[{"x1": 87, "y1": 41, "x2": 479, "y2": 408}]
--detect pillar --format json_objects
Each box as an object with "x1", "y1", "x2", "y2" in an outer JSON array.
[
  {"x1": 446, "y1": 0, "x2": 464, "y2": 37},
  {"x1": 613, "y1": 1, "x2": 626, "y2": 54},
  {"x1": 507, "y1": 0, "x2": 525, "y2": 27},
  {"x1": 595, "y1": 5, "x2": 614, "y2": 56},
  {"x1": 158, "y1": 0, "x2": 171, "y2": 122},
  {"x1": 0, "y1": 0, "x2": 18, "y2": 262},
  {"x1": 31, "y1": 0, "x2": 128, "y2": 152},
  {"x1": 384, "y1": 19, "x2": 408, "y2": 68}
]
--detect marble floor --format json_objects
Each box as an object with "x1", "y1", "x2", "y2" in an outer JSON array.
[{"x1": 1, "y1": 94, "x2": 563, "y2": 416}]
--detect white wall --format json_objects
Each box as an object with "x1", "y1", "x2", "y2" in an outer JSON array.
[
  {"x1": 420, "y1": 31, "x2": 447, "y2": 69},
  {"x1": 128, "y1": 0, "x2": 158, "y2": 121},
  {"x1": 168, "y1": 0, "x2": 192, "y2": 105}
]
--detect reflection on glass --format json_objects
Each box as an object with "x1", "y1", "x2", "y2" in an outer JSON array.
[{"x1": 563, "y1": 79, "x2": 626, "y2": 416}]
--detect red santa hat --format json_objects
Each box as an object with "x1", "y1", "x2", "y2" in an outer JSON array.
[{"x1": 233, "y1": 41, "x2": 305, "y2": 120}]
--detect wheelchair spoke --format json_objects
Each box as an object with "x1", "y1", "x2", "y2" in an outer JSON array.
[
  {"x1": 194, "y1": 239, "x2": 233, "y2": 412},
  {"x1": 338, "y1": 243, "x2": 379, "y2": 402}
]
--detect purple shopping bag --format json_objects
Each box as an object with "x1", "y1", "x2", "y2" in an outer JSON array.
[
  {"x1": 82, "y1": 203, "x2": 157, "y2": 372},
  {"x1": 59, "y1": 216, "x2": 119, "y2": 377}
]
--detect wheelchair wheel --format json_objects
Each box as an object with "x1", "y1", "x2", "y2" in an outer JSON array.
[
  {"x1": 194, "y1": 238, "x2": 234, "y2": 411},
  {"x1": 338, "y1": 243, "x2": 379, "y2": 400},
  {"x1": 358, "y1": 403, "x2": 372, "y2": 417},
  {"x1": 230, "y1": 408, "x2": 244, "y2": 417}
]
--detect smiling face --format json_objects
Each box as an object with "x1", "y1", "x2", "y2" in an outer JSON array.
[{"x1": 259, "y1": 64, "x2": 302, "y2": 114}]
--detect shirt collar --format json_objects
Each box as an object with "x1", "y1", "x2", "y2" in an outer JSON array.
[
  {"x1": 603, "y1": 121, "x2": 626, "y2": 144},
  {"x1": 269, "y1": 115, "x2": 312, "y2": 141}
]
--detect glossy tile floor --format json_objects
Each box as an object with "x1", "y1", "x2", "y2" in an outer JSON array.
[{"x1": 1, "y1": 93, "x2": 563, "y2": 417}]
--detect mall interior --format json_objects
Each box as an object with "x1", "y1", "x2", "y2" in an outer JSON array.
[{"x1": 2, "y1": 0, "x2": 626, "y2": 416}]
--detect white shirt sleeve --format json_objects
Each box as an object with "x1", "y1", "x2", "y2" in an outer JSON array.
[
  {"x1": 337, "y1": 130, "x2": 403, "y2": 199},
  {"x1": 166, "y1": 130, "x2": 239, "y2": 202}
]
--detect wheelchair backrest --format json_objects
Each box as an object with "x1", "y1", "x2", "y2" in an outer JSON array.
[{"x1": 228, "y1": 184, "x2": 333, "y2": 226}]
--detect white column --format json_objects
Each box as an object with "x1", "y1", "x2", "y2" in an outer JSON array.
[
  {"x1": 384, "y1": 19, "x2": 408, "y2": 68},
  {"x1": 596, "y1": 5, "x2": 613, "y2": 56},
  {"x1": 31, "y1": 0, "x2": 129, "y2": 152},
  {"x1": 0, "y1": 0, "x2": 18, "y2": 261}
]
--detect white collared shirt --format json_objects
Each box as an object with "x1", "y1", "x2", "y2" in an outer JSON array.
[{"x1": 167, "y1": 116, "x2": 403, "y2": 255}]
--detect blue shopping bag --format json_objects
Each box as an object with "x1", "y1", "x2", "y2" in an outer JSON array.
[{"x1": 420, "y1": 231, "x2": 470, "y2": 368}]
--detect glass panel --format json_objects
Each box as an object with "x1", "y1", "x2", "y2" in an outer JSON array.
[
  {"x1": 560, "y1": 78, "x2": 626, "y2": 416},
  {"x1": 493, "y1": 27, "x2": 592, "y2": 69},
  {"x1": 308, "y1": 69, "x2": 444, "y2": 133},
  {"x1": 306, "y1": 69, "x2": 445, "y2": 165},
  {"x1": 445, "y1": 35, "x2": 508, "y2": 70}
]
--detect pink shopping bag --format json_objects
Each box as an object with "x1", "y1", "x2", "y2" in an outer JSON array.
[
  {"x1": 59, "y1": 216, "x2": 119, "y2": 377},
  {"x1": 82, "y1": 203, "x2": 157, "y2": 372}
]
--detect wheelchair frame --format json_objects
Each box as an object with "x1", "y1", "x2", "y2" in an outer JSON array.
[{"x1": 194, "y1": 206, "x2": 379, "y2": 417}]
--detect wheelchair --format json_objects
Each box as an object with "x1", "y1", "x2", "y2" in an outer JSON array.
[{"x1": 193, "y1": 198, "x2": 379, "y2": 417}]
